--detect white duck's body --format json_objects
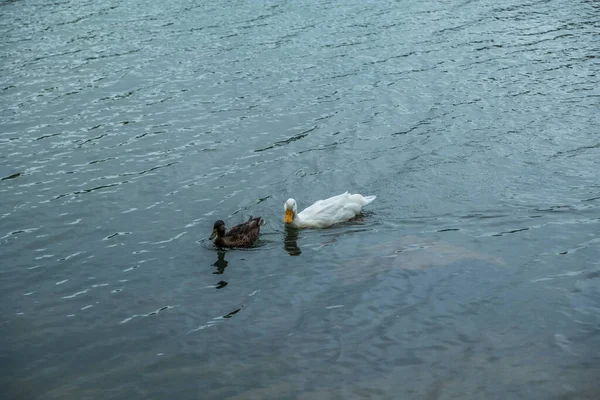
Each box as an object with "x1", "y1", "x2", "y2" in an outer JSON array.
[{"x1": 284, "y1": 192, "x2": 376, "y2": 228}]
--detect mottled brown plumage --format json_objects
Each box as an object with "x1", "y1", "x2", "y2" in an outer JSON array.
[{"x1": 209, "y1": 216, "x2": 264, "y2": 248}]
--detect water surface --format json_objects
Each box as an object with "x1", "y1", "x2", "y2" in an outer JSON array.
[{"x1": 1, "y1": 0, "x2": 599, "y2": 398}]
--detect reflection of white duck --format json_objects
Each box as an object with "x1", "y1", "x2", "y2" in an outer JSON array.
[{"x1": 284, "y1": 192, "x2": 376, "y2": 228}]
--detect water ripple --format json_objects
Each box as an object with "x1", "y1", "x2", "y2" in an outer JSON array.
[{"x1": 2, "y1": 0, "x2": 599, "y2": 398}]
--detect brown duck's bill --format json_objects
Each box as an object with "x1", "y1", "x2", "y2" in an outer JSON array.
[
  {"x1": 209, "y1": 229, "x2": 217, "y2": 240},
  {"x1": 284, "y1": 209, "x2": 294, "y2": 223}
]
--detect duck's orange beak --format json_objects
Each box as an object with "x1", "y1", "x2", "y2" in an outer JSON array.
[{"x1": 284, "y1": 209, "x2": 294, "y2": 224}]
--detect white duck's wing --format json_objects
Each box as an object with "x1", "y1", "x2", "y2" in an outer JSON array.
[
  {"x1": 296, "y1": 193, "x2": 358, "y2": 226},
  {"x1": 299, "y1": 192, "x2": 349, "y2": 215},
  {"x1": 335, "y1": 201, "x2": 363, "y2": 221},
  {"x1": 302, "y1": 192, "x2": 350, "y2": 214}
]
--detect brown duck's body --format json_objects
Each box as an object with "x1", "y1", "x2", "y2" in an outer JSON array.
[{"x1": 210, "y1": 216, "x2": 264, "y2": 248}]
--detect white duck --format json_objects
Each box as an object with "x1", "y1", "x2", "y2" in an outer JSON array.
[{"x1": 284, "y1": 192, "x2": 376, "y2": 228}]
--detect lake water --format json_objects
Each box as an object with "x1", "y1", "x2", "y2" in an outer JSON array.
[{"x1": 1, "y1": 0, "x2": 599, "y2": 398}]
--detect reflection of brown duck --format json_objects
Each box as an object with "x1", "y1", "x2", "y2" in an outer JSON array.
[
  {"x1": 209, "y1": 216, "x2": 264, "y2": 248},
  {"x1": 212, "y1": 251, "x2": 228, "y2": 274}
]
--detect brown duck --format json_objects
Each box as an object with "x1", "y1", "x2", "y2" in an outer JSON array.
[{"x1": 209, "y1": 216, "x2": 264, "y2": 248}]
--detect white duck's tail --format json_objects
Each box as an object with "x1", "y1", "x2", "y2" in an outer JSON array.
[
  {"x1": 361, "y1": 195, "x2": 376, "y2": 206},
  {"x1": 348, "y1": 193, "x2": 376, "y2": 206}
]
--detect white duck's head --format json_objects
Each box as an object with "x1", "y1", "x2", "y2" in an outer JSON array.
[{"x1": 284, "y1": 198, "x2": 297, "y2": 224}]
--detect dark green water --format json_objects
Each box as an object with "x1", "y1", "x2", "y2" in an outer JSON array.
[{"x1": 2, "y1": 0, "x2": 599, "y2": 398}]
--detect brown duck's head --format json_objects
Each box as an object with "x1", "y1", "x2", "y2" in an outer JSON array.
[{"x1": 210, "y1": 220, "x2": 226, "y2": 240}]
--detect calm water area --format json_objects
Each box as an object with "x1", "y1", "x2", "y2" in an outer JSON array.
[{"x1": 1, "y1": 0, "x2": 599, "y2": 398}]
